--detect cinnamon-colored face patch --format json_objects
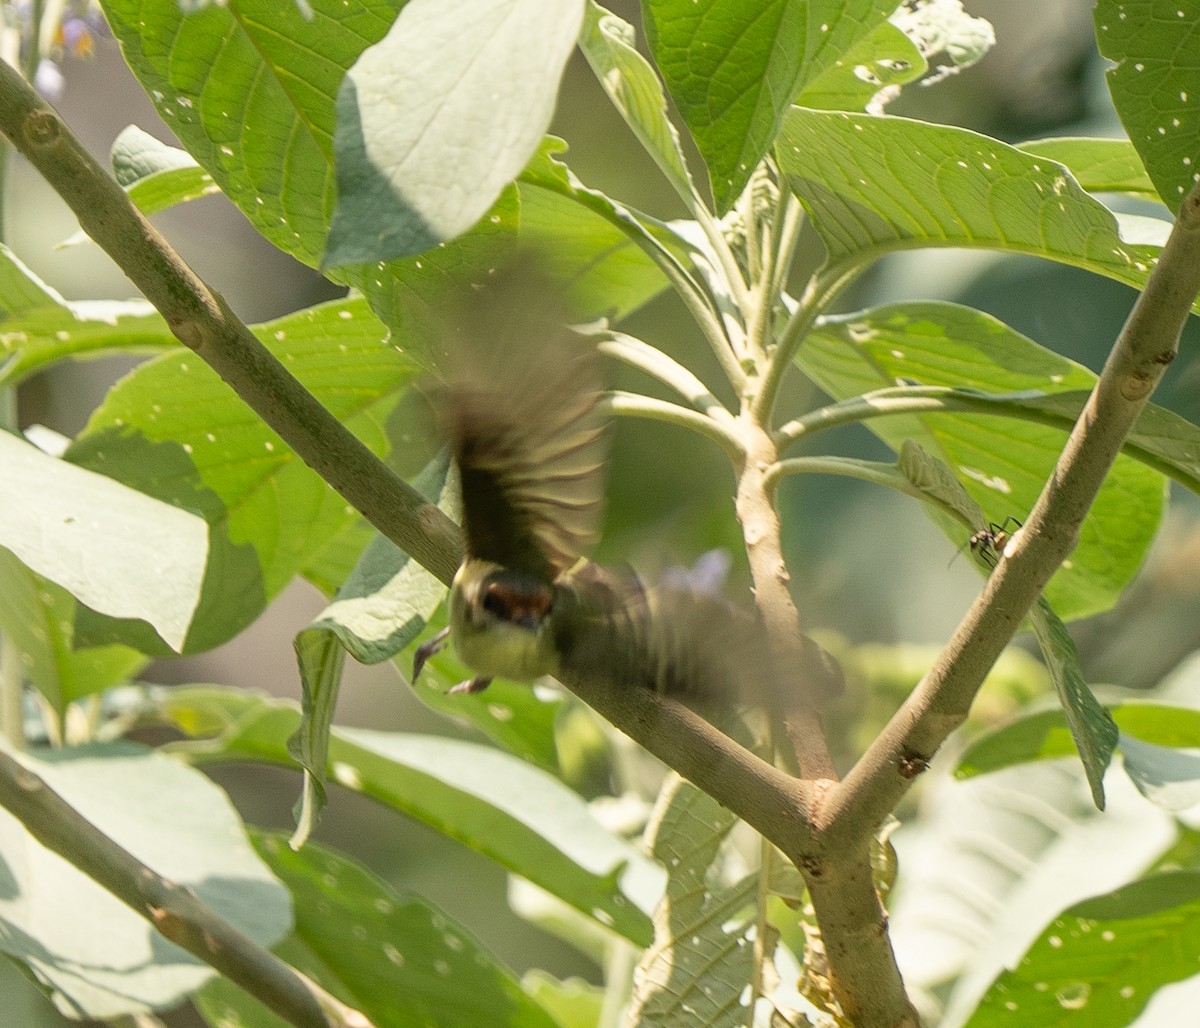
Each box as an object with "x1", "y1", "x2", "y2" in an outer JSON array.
[{"x1": 482, "y1": 580, "x2": 553, "y2": 624}]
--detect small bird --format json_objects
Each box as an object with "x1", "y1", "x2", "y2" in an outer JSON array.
[{"x1": 413, "y1": 272, "x2": 766, "y2": 703}]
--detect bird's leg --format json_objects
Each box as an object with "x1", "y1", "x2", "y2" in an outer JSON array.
[
  {"x1": 447, "y1": 675, "x2": 493, "y2": 695},
  {"x1": 412, "y1": 627, "x2": 451, "y2": 679}
]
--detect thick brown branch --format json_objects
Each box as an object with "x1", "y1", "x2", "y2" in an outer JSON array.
[
  {"x1": 820, "y1": 185, "x2": 1200, "y2": 850},
  {"x1": 0, "y1": 748, "x2": 370, "y2": 1028}
]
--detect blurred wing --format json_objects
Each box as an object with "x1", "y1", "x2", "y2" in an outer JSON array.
[
  {"x1": 556, "y1": 565, "x2": 773, "y2": 704},
  {"x1": 442, "y1": 284, "x2": 610, "y2": 580}
]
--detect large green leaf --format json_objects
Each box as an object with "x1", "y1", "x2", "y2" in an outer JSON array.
[
  {"x1": 0, "y1": 432, "x2": 207, "y2": 654},
  {"x1": 777, "y1": 109, "x2": 1177, "y2": 295},
  {"x1": 578, "y1": 3, "x2": 695, "y2": 202},
  {"x1": 0, "y1": 244, "x2": 173, "y2": 385},
  {"x1": 889, "y1": 763, "x2": 1177, "y2": 1023},
  {"x1": 0, "y1": 550, "x2": 146, "y2": 714},
  {"x1": 628, "y1": 775, "x2": 807, "y2": 1026},
  {"x1": 642, "y1": 0, "x2": 896, "y2": 211},
  {"x1": 196, "y1": 833, "x2": 559, "y2": 1028},
  {"x1": 326, "y1": 0, "x2": 583, "y2": 266},
  {"x1": 1095, "y1": 0, "x2": 1200, "y2": 214},
  {"x1": 65, "y1": 296, "x2": 417, "y2": 654},
  {"x1": 959, "y1": 701, "x2": 1200, "y2": 813},
  {"x1": 796, "y1": 18, "x2": 926, "y2": 113},
  {"x1": 0, "y1": 742, "x2": 290, "y2": 1020},
  {"x1": 516, "y1": 138, "x2": 677, "y2": 321},
  {"x1": 160, "y1": 688, "x2": 664, "y2": 946},
  {"x1": 288, "y1": 453, "x2": 456, "y2": 846},
  {"x1": 1017, "y1": 137, "x2": 1160, "y2": 202},
  {"x1": 100, "y1": 0, "x2": 400, "y2": 266},
  {"x1": 966, "y1": 872, "x2": 1200, "y2": 1027},
  {"x1": 800, "y1": 301, "x2": 1166, "y2": 620},
  {"x1": 628, "y1": 775, "x2": 749, "y2": 1026}
]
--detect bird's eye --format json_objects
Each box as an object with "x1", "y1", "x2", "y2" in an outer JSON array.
[{"x1": 482, "y1": 585, "x2": 509, "y2": 617}]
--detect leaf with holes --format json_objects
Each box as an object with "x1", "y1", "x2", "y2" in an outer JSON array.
[
  {"x1": 966, "y1": 871, "x2": 1200, "y2": 1027},
  {"x1": 800, "y1": 301, "x2": 1166, "y2": 620},
  {"x1": 777, "y1": 109, "x2": 1179, "y2": 299},
  {"x1": 1017, "y1": 137, "x2": 1160, "y2": 201},
  {"x1": 160, "y1": 688, "x2": 663, "y2": 945},
  {"x1": 65, "y1": 296, "x2": 417, "y2": 654},
  {"x1": 1094, "y1": 0, "x2": 1200, "y2": 214},
  {"x1": 643, "y1": 0, "x2": 896, "y2": 211},
  {"x1": 196, "y1": 833, "x2": 560, "y2": 1028}
]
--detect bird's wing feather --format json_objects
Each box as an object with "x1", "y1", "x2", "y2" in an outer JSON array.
[{"x1": 442, "y1": 280, "x2": 609, "y2": 581}]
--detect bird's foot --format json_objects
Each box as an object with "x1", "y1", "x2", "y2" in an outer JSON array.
[
  {"x1": 412, "y1": 627, "x2": 451, "y2": 679},
  {"x1": 447, "y1": 675, "x2": 492, "y2": 696}
]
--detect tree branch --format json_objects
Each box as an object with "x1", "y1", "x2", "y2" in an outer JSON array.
[
  {"x1": 0, "y1": 747, "x2": 371, "y2": 1028},
  {"x1": 818, "y1": 183, "x2": 1200, "y2": 851}
]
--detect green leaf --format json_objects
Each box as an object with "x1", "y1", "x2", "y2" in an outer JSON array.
[
  {"x1": 100, "y1": 0, "x2": 408, "y2": 266},
  {"x1": 629, "y1": 775, "x2": 749, "y2": 1024},
  {"x1": 0, "y1": 244, "x2": 173, "y2": 385},
  {"x1": 61, "y1": 125, "x2": 217, "y2": 249},
  {"x1": 891, "y1": 762, "x2": 1177, "y2": 1023},
  {"x1": 288, "y1": 453, "x2": 456, "y2": 846},
  {"x1": 966, "y1": 871, "x2": 1200, "y2": 1028},
  {"x1": 101, "y1": 0, "x2": 522, "y2": 356},
  {"x1": 1118, "y1": 734, "x2": 1200, "y2": 812},
  {"x1": 0, "y1": 549, "x2": 146, "y2": 713},
  {"x1": 411, "y1": 629, "x2": 566, "y2": 773},
  {"x1": 959, "y1": 703, "x2": 1200, "y2": 778},
  {"x1": 197, "y1": 833, "x2": 559, "y2": 1028},
  {"x1": 0, "y1": 432, "x2": 207, "y2": 653},
  {"x1": 778, "y1": 109, "x2": 1175, "y2": 294},
  {"x1": 578, "y1": 3, "x2": 695, "y2": 201},
  {"x1": 521, "y1": 972, "x2": 605, "y2": 1028},
  {"x1": 796, "y1": 19, "x2": 927, "y2": 113},
  {"x1": 1028, "y1": 599, "x2": 1118, "y2": 809},
  {"x1": 801, "y1": 301, "x2": 1167, "y2": 620},
  {"x1": 516, "y1": 138, "x2": 678, "y2": 320},
  {"x1": 896, "y1": 438, "x2": 986, "y2": 527},
  {"x1": 0, "y1": 742, "x2": 290, "y2": 1020},
  {"x1": 111, "y1": 123, "x2": 201, "y2": 186},
  {"x1": 161, "y1": 688, "x2": 664, "y2": 945},
  {"x1": 325, "y1": 0, "x2": 584, "y2": 266},
  {"x1": 0, "y1": 243, "x2": 63, "y2": 315},
  {"x1": 1017, "y1": 137, "x2": 1160, "y2": 201},
  {"x1": 1095, "y1": 0, "x2": 1200, "y2": 213},
  {"x1": 643, "y1": 0, "x2": 895, "y2": 211},
  {"x1": 65, "y1": 296, "x2": 417, "y2": 654}
]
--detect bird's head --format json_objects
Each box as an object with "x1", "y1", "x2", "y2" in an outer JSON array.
[{"x1": 449, "y1": 561, "x2": 559, "y2": 681}]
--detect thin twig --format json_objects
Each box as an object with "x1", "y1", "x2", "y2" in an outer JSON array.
[
  {"x1": 0, "y1": 748, "x2": 371, "y2": 1028},
  {"x1": 819, "y1": 184, "x2": 1200, "y2": 851},
  {"x1": 597, "y1": 333, "x2": 736, "y2": 422}
]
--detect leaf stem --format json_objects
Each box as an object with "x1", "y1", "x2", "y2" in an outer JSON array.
[
  {"x1": 597, "y1": 333, "x2": 735, "y2": 422},
  {"x1": 602, "y1": 390, "x2": 744, "y2": 461}
]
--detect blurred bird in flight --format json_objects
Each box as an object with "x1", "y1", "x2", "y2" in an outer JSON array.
[{"x1": 413, "y1": 269, "x2": 769, "y2": 706}]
